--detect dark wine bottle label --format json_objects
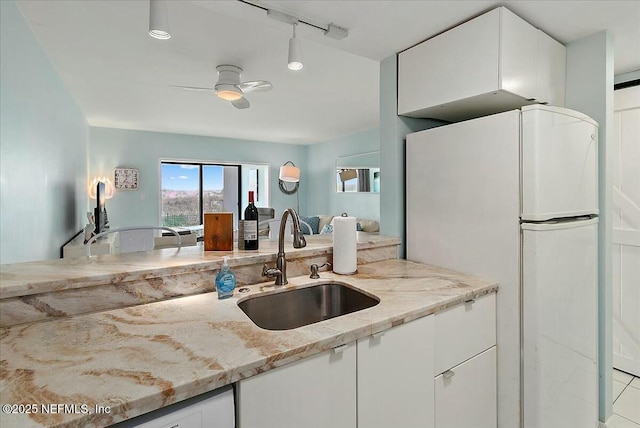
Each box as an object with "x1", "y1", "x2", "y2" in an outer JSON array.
[
  {"x1": 244, "y1": 221, "x2": 257, "y2": 241},
  {"x1": 244, "y1": 191, "x2": 259, "y2": 250}
]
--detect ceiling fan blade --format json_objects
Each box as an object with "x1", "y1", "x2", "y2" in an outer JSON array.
[
  {"x1": 170, "y1": 85, "x2": 214, "y2": 92},
  {"x1": 237, "y1": 80, "x2": 272, "y2": 93},
  {"x1": 231, "y1": 97, "x2": 250, "y2": 109}
]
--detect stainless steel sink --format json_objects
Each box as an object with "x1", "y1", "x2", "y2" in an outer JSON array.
[{"x1": 237, "y1": 281, "x2": 379, "y2": 330}]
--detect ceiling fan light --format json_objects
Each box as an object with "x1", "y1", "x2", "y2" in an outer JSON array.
[
  {"x1": 217, "y1": 90, "x2": 243, "y2": 101},
  {"x1": 216, "y1": 84, "x2": 243, "y2": 101},
  {"x1": 149, "y1": 0, "x2": 171, "y2": 40},
  {"x1": 288, "y1": 25, "x2": 303, "y2": 71}
]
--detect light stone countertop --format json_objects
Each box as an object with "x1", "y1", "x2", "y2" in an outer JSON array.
[
  {"x1": 0, "y1": 258, "x2": 498, "y2": 428},
  {"x1": 0, "y1": 234, "x2": 397, "y2": 300}
]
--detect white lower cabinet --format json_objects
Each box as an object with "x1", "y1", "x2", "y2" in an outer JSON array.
[
  {"x1": 237, "y1": 292, "x2": 497, "y2": 428},
  {"x1": 237, "y1": 342, "x2": 356, "y2": 428},
  {"x1": 357, "y1": 315, "x2": 435, "y2": 428},
  {"x1": 434, "y1": 293, "x2": 497, "y2": 428},
  {"x1": 435, "y1": 346, "x2": 497, "y2": 428}
]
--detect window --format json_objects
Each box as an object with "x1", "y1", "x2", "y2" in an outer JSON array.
[
  {"x1": 160, "y1": 161, "x2": 270, "y2": 229},
  {"x1": 161, "y1": 162, "x2": 240, "y2": 227}
]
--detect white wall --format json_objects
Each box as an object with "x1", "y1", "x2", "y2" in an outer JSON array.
[
  {"x1": 305, "y1": 128, "x2": 381, "y2": 220},
  {"x1": 379, "y1": 55, "x2": 443, "y2": 256},
  {"x1": 0, "y1": 0, "x2": 89, "y2": 264},
  {"x1": 88, "y1": 127, "x2": 307, "y2": 229},
  {"x1": 565, "y1": 30, "x2": 615, "y2": 423}
]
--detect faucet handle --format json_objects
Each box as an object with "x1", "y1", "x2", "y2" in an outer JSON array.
[
  {"x1": 310, "y1": 262, "x2": 332, "y2": 279},
  {"x1": 262, "y1": 263, "x2": 281, "y2": 279}
]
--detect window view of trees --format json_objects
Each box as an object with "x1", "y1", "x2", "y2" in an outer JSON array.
[
  {"x1": 203, "y1": 165, "x2": 224, "y2": 215},
  {"x1": 161, "y1": 162, "x2": 230, "y2": 227}
]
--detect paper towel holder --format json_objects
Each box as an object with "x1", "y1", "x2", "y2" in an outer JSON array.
[{"x1": 332, "y1": 214, "x2": 358, "y2": 275}]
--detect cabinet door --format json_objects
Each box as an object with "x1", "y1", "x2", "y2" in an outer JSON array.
[
  {"x1": 398, "y1": 8, "x2": 500, "y2": 116},
  {"x1": 237, "y1": 343, "x2": 356, "y2": 428},
  {"x1": 435, "y1": 346, "x2": 497, "y2": 428},
  {"x1": 358, "y1": 315, "x2": 434, "y2": 428},
  {"x1": 535, "y1": 30, "x2": 566, "y2": 107}
]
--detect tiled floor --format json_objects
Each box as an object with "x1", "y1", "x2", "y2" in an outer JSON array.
[{"x1": 611, "y1": 369, "x2": 640, "y2": 427}]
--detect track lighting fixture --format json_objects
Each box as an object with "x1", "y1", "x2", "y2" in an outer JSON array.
[
  {"x1": 288, "y1": 24, "x2": 303, "y2": 71},
  {"x1": 263, "y1": 5, "x2": 348, "y2": 71},
  {"x1": 149, "y1": 0, "x2": 171, "y2": 40}
]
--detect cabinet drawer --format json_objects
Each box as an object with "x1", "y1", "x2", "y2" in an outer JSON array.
[
  {"x1": 435, "y1": 346, "x2": 497, "y2": 428},
  {"x1": 434, "y1": 292, "x2": 496, "y2": 375}
]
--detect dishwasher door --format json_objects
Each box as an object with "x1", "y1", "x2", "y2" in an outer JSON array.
[{"x1": 113, "y1": 385, "x2": 234, "y2": 428}]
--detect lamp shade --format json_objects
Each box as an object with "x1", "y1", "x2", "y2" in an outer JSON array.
[
  {"x1": 149, "y1": 0, "x2": 171, "y2": 40},
  {"x1": 279, "y1": 164, "x2": 300, "y2": 182}
]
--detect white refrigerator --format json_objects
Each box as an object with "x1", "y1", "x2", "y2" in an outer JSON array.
[{"x1": 406, "y1": 105, "x2": 599, "y2": 428}]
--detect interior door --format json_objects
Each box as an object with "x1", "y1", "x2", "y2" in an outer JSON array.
[{"x1": 612, "y1": 85, "x2": 640, "y2": 377}]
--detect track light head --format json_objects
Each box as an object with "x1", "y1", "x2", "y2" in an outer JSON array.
[
  {"x1": 149, "y1": 0, "x2": 171, "y2": 40},
  {"x1": 288, "y1": 24, "x2": 303, "y2": 71}
]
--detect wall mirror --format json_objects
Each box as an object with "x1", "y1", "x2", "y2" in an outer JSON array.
[{"x1": 336, "y1": 151, "x2": 380, "y2": 193}]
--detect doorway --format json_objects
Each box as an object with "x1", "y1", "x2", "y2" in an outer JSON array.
[{"x1": 612, "y1": 84, "x2": 640, "y2": 378}]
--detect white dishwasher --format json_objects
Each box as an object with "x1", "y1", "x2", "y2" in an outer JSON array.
[{"x1": 112, "y1": 385, "x2": 234, "y2": 428}]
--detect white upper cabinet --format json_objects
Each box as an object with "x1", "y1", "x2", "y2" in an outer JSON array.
[{"x1": 398, "y1": 7, "x2": 566, "y2": 122}]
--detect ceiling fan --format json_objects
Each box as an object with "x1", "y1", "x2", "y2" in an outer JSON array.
[{"x1": 172, "y1": 65, "x2": 272, "y2": 109}]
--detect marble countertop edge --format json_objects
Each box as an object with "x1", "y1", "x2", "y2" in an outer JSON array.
[{"x1": 0, "y1": 235, "x2": 400, "y2": 300}]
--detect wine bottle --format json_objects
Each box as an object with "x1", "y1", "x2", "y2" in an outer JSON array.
[{"x1": 243, "y1": 191, "x2": 259, "y2": 250}]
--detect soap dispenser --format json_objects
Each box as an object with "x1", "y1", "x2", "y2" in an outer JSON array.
[{"x1": 216, "y1": 256, "x2": 236, "y2": 299}]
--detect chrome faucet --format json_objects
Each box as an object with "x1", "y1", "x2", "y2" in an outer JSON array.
[{"x1": 262, "y1": 208, "x2": 307, "y2": 285}]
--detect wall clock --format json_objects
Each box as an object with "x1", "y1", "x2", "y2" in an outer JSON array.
[{"x1": 114, "y1": 168, "x2": 139, "y2": 190}]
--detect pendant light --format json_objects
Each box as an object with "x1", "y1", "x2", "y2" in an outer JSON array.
[
  {"x1": 288, "y1": 23, "x2": 303, "y2": 71},
  {"x1": 149, "y1": 0, "x2": 171, "y2": 40}
]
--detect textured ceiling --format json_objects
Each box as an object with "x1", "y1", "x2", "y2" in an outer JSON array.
[{"x1": 17, "y1": 0, "x2": 640, "y2": 144}]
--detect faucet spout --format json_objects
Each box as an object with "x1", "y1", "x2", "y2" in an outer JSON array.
[{"x1": 271, "y1": 208, "x2": 306, "y2": 285}]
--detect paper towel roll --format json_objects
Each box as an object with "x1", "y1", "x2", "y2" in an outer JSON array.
[{"x1": 333, "y1": 216, "x2": 357, "y2": 274}]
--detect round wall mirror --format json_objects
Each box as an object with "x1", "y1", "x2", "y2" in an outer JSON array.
[
  {"x1": 278, "y1": 161, "x2": 300, "y2": 195},
  {"x1": 279, "y1": 179, "x2": 299, "y2": 195}
]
